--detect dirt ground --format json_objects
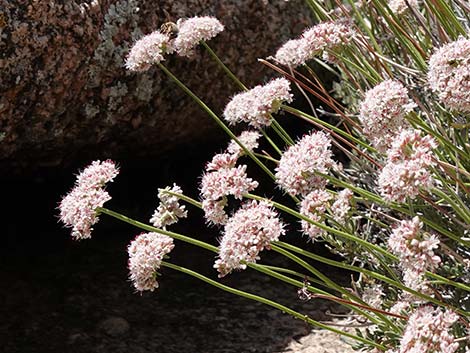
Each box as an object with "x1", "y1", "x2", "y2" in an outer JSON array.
[{"x1": 1, "y1": 233, "x2": 356, "y2": 353}]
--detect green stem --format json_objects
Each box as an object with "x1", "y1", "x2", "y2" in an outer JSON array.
[
  {"x1": 273, "y1": 241, "x2": 468, "y2": 312},
  {"x1": 201, "y1": 41, "x2": 247, "y2": 91},
  {"x1": 245, "y1": 193, "x2": 397, "y2": 261},
  {"x1": 319, "y1": 173, "x2": 470, "y2": 247},
  {"x1": 261, "y1": 129, "x2": 283, "y2": 156},
  {"x1": 97, "y1": 207, "x2": 218, "y2": 253},
  {"x1": 201, "y1": 42, "x2": 295, "y2": 148},
  {"x1": 271, "y1": 118, "x2": 295, "y2": 146},
  {"x1": 270, "y1": 244, "x2": 399, "y2": 330},
  {"x1": 162, "y1": 190, "x2": 203, "y2": 209},
  {"x1": 157, "y1": 63, "x2": 276, "y2": 181},
  {"x1": 282, "y1": 105, "x2": 377, "y2": 154},
  {"x1": 161, "y1": 261, "x2": 385, "y2": 349}
]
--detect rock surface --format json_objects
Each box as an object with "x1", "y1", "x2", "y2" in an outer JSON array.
[
  {"x1": 283, "y1": 322, "x2": 357, "y2": 353},
  {"x1": 0, "y1": 0, "x2": 312, "y2": 174}
]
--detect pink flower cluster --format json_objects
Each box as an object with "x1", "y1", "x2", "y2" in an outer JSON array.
[
  {"x1": 59, "y1": 160, "x2": 119, "y2": 240},
  {"x1": 174, "y1": 16, "x2": 224, "y2": 57},
  {"x1": 127, "y1": 232, "x2": 175, "y2": 292},
  {"x1": 389, "y1": 217, "x2": 441, "y2": 272},
  {"x1": 359, "y1": 80, "x2": 415, "y2": 152},
  {"x1": 389, "y1": 217, "x2": 441, "y2": 292},
  {"x1": 125, "y1": 16, "x2": 224, "y2": 71},
  {"x1": 399, "y1": 306, "x2": 459, "y2": 353},
  {"x1": 378, "y1": 129, "x2": 437, "y2": 202},
  {"x1": 214, "y1": 200, "x2": 285, "y2": 277},
  {"x1": 331, "y1": 188, "x2": 353, "y2": 224},
  {"x1": 275, "y1": 131, "x2": 338, "y2": 196},
  {"x1": 150, "y1": 184, "x2": 188, "y2": 229},
  {"x1": 274, "y1": 20, "x2": 354, "y2": 67},
  {"x1": 125, "y1": 31, "x2": 174, "y2": 72},
  {"x1": 428, "y1": 37, "x2": 470, "y2": 113},
  {"x1": 200, "y1": 153, "x2": 258, "y2": 225},
  {"x1": 227, "y1": 130, "x2": 261, "y2": 157},
  {"x1": 299, "y1": 189, "x2": 332, "y2": 240},
  {"x1": 223, "y1": 78, "x2": 293, "y2": 129}
]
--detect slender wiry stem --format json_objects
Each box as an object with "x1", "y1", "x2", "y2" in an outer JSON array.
[
  {"x1": 157, "y1": 63, "x2": 276, "y2": 181},
  {"x1": 161, "y1": 261, "x2": 386, "y2": 349}
]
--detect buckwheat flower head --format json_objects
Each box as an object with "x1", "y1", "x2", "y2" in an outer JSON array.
[
  {"x1": 59, "y1": 160, "x2": 119, "y2": 240},
  {"x1": 59, "y1": 187, "x2": 112, "y2": 240},
  {"x1": 150, "y1": 184, "x2": 188, "y2": 229},
  {"x1": 276, "y1": 131, "x2": 338, "y2": 196},
  {"x1": 214, "y1": 200, "x2": 285, "y2": 277},
  {"x1": 127, "y1": 232, "x2": 174, "y2": 292},
  {"x1": 331, "y1": 188, "x2": 353, "y2": 225},
  {"x1": 388, "y1": 0, "x2": 419, "y2": 14},
  {"x1": 428, "y1": 37, "x2": 470, "y2": 113},
  {"x1": 274, "y1": 38, "x2": 311, "y2": 67},
  {"x1": 206, "y1": 153, "x2": 238, "y2": 171},
  {"x1": 274, "y1": 20, "x2": 354, "y2": 67},
  {"x1": 299, "y1": 189, "x2": 332, "y2": 240},
  {"x1": 227, "y1": 131, "x2": 262, "y2": 157},
  {"x1": 302, "y1": 20, "x2": 354, "y2": 52},
  {"x1": 125, "y1": 31, "x2": 173, "y2": 72},
  {"x1": 75, "y1": 160, "x2": 119, "y2": 189},
  {"x1": 174, "y1": 16, "x2": 224, "y2": 57},
  {"x1": 378, "y1": 129, "x2": 437, "y2": 202},
  {"x1": 201, "y1": 164, "x2": 258, "y2": 201},
  {"x1": 200, "y1": 157, "x2": 258, "y2": 225},
  {"x1": 202, "y1": 198, "x2": 229, "y2": 225},
  {"x1": 223, "y1": 78, "x2": 293, "y2": 129},
  {"x1": 402, "y1": 268, "x2": 433, "y2": 294},
  {"x1": 359, "y1": 80, "x2": 415, "y2": 152},
  {"x1": 399, "y1": 306, "x2": 459, "y2": 353},
  {"x1": 390, "y1": 300, "x2": 411, "y2": 315},
  {"x1": 389, "y1": 217, "x2": 441, "y2": 275}
]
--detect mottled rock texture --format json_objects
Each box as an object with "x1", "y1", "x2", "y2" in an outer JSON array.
[{"x1": 0, "y1": 0, "x2": 312, "y2": 174}]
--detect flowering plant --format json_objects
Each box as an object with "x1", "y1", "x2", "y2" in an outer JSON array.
[{"x1": 59, "y1": 3, "x2": 470, "y2": 352}]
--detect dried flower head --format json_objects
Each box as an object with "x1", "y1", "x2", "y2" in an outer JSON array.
[
  {"x1": 214, "y1": 200, "x2": 285, "y2": 277},
  {"x1": 227, "y1": 130, "x2": 262, "y2": 157},
  {"x1": 428, "y1": 37, "x2": 470, "y2": 113},
  {"x1": 59, "y1": 160, "x2": 119, "y2": 240},
  {"x1": 362, "y1": 284, "x2": 385, "y2": 309},
  {"x1": 150, "y1": 184, "x2": 188, "y2": 228},
  {"x1": 276, "y1": 131, "x2": 338, "y2": 196},
  {"x1": 388, "y1": 0, "x2": 419, "y2": 14},
  {"x1": 223, "y1": 78, "x2": 293, "y2": 129},
  {"x1": 125, "y1": 31, "x2": 173, "y2": 72},
  {"x1": 378, "y1": 130, "x2": 437, "y2": 202},
  {"x1": 299, "y1": 189, "x2": 332, "y2": 240},
  {"x1": 274, "y1": 20, "x2": 354, "y2": 67},
  {"x1": 174, "y1": 16, "x2": 224, "y2": 57},
  {"x1": 399, "y1": 306, "x2": 459, "y2": 353},
  {"x1": 128, "y1": 232, "x2": 174, "y2": 292},
  {"x1": 359, "y1": 80, "x2": 415, "y2": 152}
]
